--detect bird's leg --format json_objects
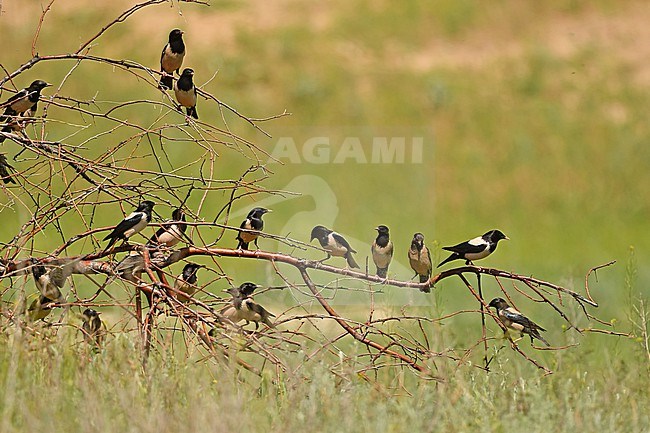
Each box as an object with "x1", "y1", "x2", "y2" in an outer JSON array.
[
  {"x1": 318, "y1": 253, "x2": 332, "y2": 264},
  {"x1": 254, "y1": 237, "x2": 260, "y2": 250},
  {"x1": 466, "y1": 260, "x2": 474, "y2": 266}
]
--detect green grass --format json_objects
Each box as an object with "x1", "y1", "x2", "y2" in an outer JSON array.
[
  {"x1": 1, "y1": 0, "x2": 649, "y2": 431},
  {"x1": 0, "y1": 326, "x2": 648, "y2": 433}
]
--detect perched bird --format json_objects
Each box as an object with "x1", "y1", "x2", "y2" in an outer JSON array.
[
  {"x1": 28, "y1": 294, "x2": 58, "y2": 321},
  {"x1": 488, "y1": 298, "x2": 550, "y2": 346},
  {"x1": 236, "y1": 207, "x2": 271, "y2": 250},
  {"x1": 147, "y1": 208, "x2": 187, "y2": 248},
  {"x1": 114, "y1": 251, "x2": 145, "y2": 281},
  {"x1": 159, "y1": 29, "x2": 186, "y2": 90},
  {"x1": 103, "y1": 201, "x2": 155, "y2": 252},
  {"x1": 438, "y1": 229, "x2": 509, "y2": 268},
  {"x1": 174, "y1": 68, "x2": 198, "y2": 119},
  {"x1": 0, "y1": 153, "x2": 16, "y2": 184},
  {"x1": 32, "y1": 263, "x2": 66, "y2": 301},
  {"x1": 221, "y1": 285, "x2": 274, "y2": 329},
  {"x1": 81, "y1": 308, "x2": 104, "y2": 346},
  {"x1": 1, "y1": 80, "x2": 51, "y2": 144},
  {"x1": 408, "y1": 233, "x2": 432, "y2": 292},
  {"x1": 371, "y1": 225, "x2": 393, "y2": 278},
  {"x1": 174, "y1": 262, "x2": 202, "y2": 303},
  {"x1": 310, "y1": 225, "x2": 359, "y2": 268},
  {"x1": 28, "y1": 263, "x2": 69, "y2": 321}
]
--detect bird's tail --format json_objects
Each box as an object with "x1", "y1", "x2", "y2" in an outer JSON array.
[
  {"x1": 418, "y1": 274, "x2": 431, "y2": 293},
  {"x1": 187, "y1": 107, "x2": 198, "y2": 120},
  {"x1": 437, "y1": 253, "x2": 457, "y2": 268},
  {"x1": 346, "y1": 253, "x2": 359, "y2": 269},
  {"x1": 263, "y1": 317, "x2": 275, "y2": 328},
  {"x1": 533, "y1": 330, "x2": 550, "y2": 347},
  {"x1": 159, "y1": 75, "x2": 173, "y2": 90},
  {"x1": 236, "y1": 237, "x2": 249, "y2": 250},
  {"x1": 102, "y1": 237, "x2": 117, "y2": 253},
  {"x1": 376, "y1": 267, "x2": 388, "y2": 278}
]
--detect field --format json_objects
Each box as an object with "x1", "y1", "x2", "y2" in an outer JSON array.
[{"x1": 1, "y1": 0, "x2": 649, "y2": 431}]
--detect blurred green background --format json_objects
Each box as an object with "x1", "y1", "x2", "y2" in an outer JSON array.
[{"x1": 1, "y1": 0, "x2": 648, "y2": 342}]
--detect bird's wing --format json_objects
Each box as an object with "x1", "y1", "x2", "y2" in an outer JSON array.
[
  {"x1": 249, "y1": 301, "x2": 275, "y2": 318},
  {"x1": 37, "y1": 259, "x2": 79, "y2": 289},
  {"x1": 48, "y1": 267, "x2": 68, "y2": 288},
  {"x1": 249, "y1": 217, "x2": 263, "y2": 230},
  {"x1": 116, "y1": 253, "x2": 144, "y2": 274},
  {"x1": 148, "y1": 226, "x2": 167, "y2": 244},
  {"x1": 502, "y1": 309, "x2": 544, "y2": 332},
  {"x1": 160, "y1": 44, "x2": 167, "y2": 68},
  {"x1": 1, "y1": 90, "x2": 27, "y2": 113},
  {"x1": 442, "y1": 237, "x2": 487, "y2": 255},
  {"x1": 239, "y1": 218, "x2": 252, "y2": 230},
  {"x1": 332, "y1": 232, "x2": 356, "y2": 253},
  {"x1": 104, "y1": 212, "x2": 143, "y2": 240}
]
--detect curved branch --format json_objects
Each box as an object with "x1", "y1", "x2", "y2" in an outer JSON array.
[{"x1": 297, "y1": 266, "x2": 440, "y2": 380}]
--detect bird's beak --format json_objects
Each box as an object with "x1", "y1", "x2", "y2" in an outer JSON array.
[
  {"x1": 264, "y1": 209, "x2": 272, "y2": 213},
  {"x1": 505, "y1": 236, "x2": 510, "y2": 240},
  {"x1": 45, "y1": 83, "x2": 53, "y2": 87}
]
